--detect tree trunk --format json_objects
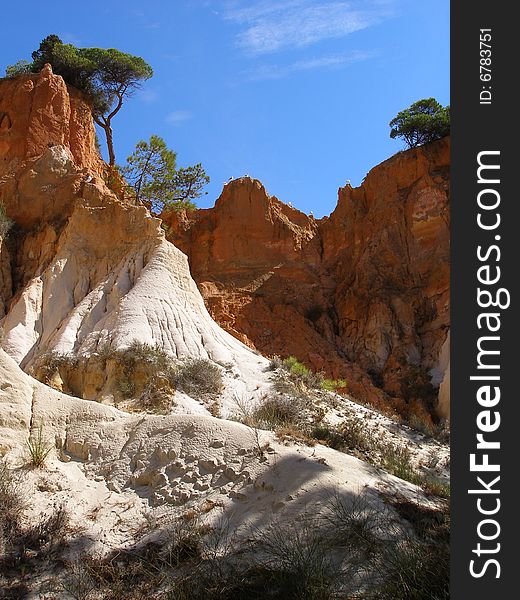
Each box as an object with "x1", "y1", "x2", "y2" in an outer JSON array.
[{"x1": 102, "y1": 122, "x2": 116, "y2": 166}]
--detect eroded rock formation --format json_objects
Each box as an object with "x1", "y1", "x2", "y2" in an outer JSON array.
[
  {"x1": 0, "y1": 64, "x2": 449, "y2": 421},
  {"x1": 0, "y1": 67, "x2": 269, "y2": 411},
  {"x1": 166, "y1": 139, "x2": 450, "y2": 418}
]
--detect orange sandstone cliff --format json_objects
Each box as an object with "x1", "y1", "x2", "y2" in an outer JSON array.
[
  {"x1": 166, "y1": 139, "x2": 450, "y2": 419},
  {"x1": 0, "y1": 65, "x2": 450, "y2": 421}
]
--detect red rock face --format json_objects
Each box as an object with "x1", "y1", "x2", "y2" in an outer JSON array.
[
  {"x1": 166, "y1": 139, "x2": 450, "y2": 417},
  {"x1": 0, "y1": 66, "x2": 112, "y2": 322},
  {"x1": 0, "y1": 64, "x2": 104, "y2": 178}
]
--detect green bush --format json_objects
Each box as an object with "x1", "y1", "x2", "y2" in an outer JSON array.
[
  {"x1": 270, "y1": 356, "x2": 347, "y2": 395},
  {"x1": 321, "y1": 378, "x2": 347, "y2": 392}
]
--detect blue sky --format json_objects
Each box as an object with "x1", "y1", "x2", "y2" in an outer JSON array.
[{"x1": 1, "y1": 0, "x2": 449, "y2": 217}]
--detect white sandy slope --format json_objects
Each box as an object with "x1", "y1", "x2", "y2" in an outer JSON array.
[
  {"x1": 1, "y1": 349, "x2": 438, "y2": 560},
  {"x1": 0, "y1": 147, "x2": 270, "y2": 414}
]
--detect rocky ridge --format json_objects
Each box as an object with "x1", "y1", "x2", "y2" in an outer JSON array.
[
  {"x1": 0, "y1": 66, "x2": 449, "y2": 597},
  {"x1": 166, "y1": 139, "x2": 450, "y2": 420}
]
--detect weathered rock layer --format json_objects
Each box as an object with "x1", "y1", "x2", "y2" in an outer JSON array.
[
  {"x1": 166, "y1": 139, "x2": 450, "y2": 417},
  {"x1": 0, "y1": 67, "x2": 269, "y2": 411}
]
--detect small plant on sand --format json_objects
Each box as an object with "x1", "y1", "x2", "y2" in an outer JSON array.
[
  {"x1": 252, "y1": 395, "x2": 305, "y2": 429},
  {"x1": 175, "y1": 358, "x2": 223, "y2": 398},
  {"x1": 380, "y1": 443, "x2": 416, "y2": 482},
  {"x1": 322, "y1": 491, "x2": 395, "y2": 559},
  {"x1": 26, "y1": 424, "x2": 52, "y2": 468},
  {"x1": 271, "y1": 356, "x2": 347, "y2": 396},
  {"x1": 311, "y1": 416, "x2": 375, "y2": 455},
  {"x1": 254, "y1": 518, "x2": 339, "y2": 599},
  {"x1": 281, "y1": 356, "x2": 324, "y2": 389},
  {"x1": 377, "y1": 441, "x2": 450, "y2": 499}
]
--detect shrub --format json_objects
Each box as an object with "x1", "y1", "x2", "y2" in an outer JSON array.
[
  {"x1": 311, "y1": 417, "x2": 374, "y2": 455},
  {"x1": 420, "y1": 478, "x2": 451, "y2": 499},
  {"x1": 369, "y1": 536, "x2": 449, "y2": 599},
  {"x1": 57, "y1": 562, "x2": 98, "y2": 600},
  {"x1": 114, "y1": 341, "x2": 176, "y2": 411},
  {"x1": 271, "y1": 356, "x2": 347, "y2": 395},
  {"x1": 321, "y1": 378, "x2": 347, "y2": 392},
  {"x1": 322, "y1": 492, "x2": 393, "y2": 557},
  {"x1": 118, "y1": 341, "x2": 172, "y2": 373},
  {"x1": 380, "y1": 444, "x2": 417, "y2": 482},
  {"x1": 282, "y1": 356, "x2": 322, "y2": 387},
  {"x1": 268, "y1": 355, "x2": 284, "y2": 371},
  {"x1": 164, "y1": 517, "x2": 206, "y2": 566},
  {"x1": 311, "y1": 424, "x2": 346, "y2": 450},
  {"x1": 139, "y1": 379, "x2": 176, "y2": 413},
  {"x1": 283, "y1": 356, "x2": 307, "y2": 373},
  {"x1": 254, "y1": 520, "x2": 339, "y2": 599},
  {"x1": 37, "y1": 351, "x2": 78, "y2": 386},
  {"x1": 175, "y1": 358, "x2": 223, "y2": 398},
  {"x1": 26, "y1": 424, "x2": 52, "y2": 468},
  {"x1": 408, "y1": 411, "x2": 437, "y2": 437},
  {"x1": 252, "y1": 395, "x2": 305, "y2": 430}
]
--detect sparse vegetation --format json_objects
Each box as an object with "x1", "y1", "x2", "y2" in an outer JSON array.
[
  {"x1": 270, "y1": 356, "x2": 347, "y2": 395},
  {"x1": 175, "y1": 358, "x2": 223, "y2": 399},
  {"x1": 113, "y1": 341, "x2": 176, "y2": 412},
  {"x1": 252, "y1": 395, "x2": 306, "y2": 430},
  {"x1": 114, "y1": 344, "x2": 223, "y2": 407},
  {"x1": 310, "y1": 417, "x2": 450, "y2": 499},
  {"x1": 0, "y1": 449, "x2": 449, "y2": 598},
  {"x1": 1, "y1": 461, "x2": 70, "y2": 595},
  {"x1": 26, "y1": 424, "x2": 52, "y2": 468},
  {"x1": 46, "y1": 492, "x2": 448, "y2": 600},
  {"x1": 321, "y1": 378, "x2": 347, "y2": 392},
  {"x1": 32, "y1": 342, "x2": 226, "y2": 414},
  {"x1": 311, "y1": 416, "x2": 375, "y2": 455},
  {"x1": 279, "y1": 356, "x2": 324, "y2": 389}
]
